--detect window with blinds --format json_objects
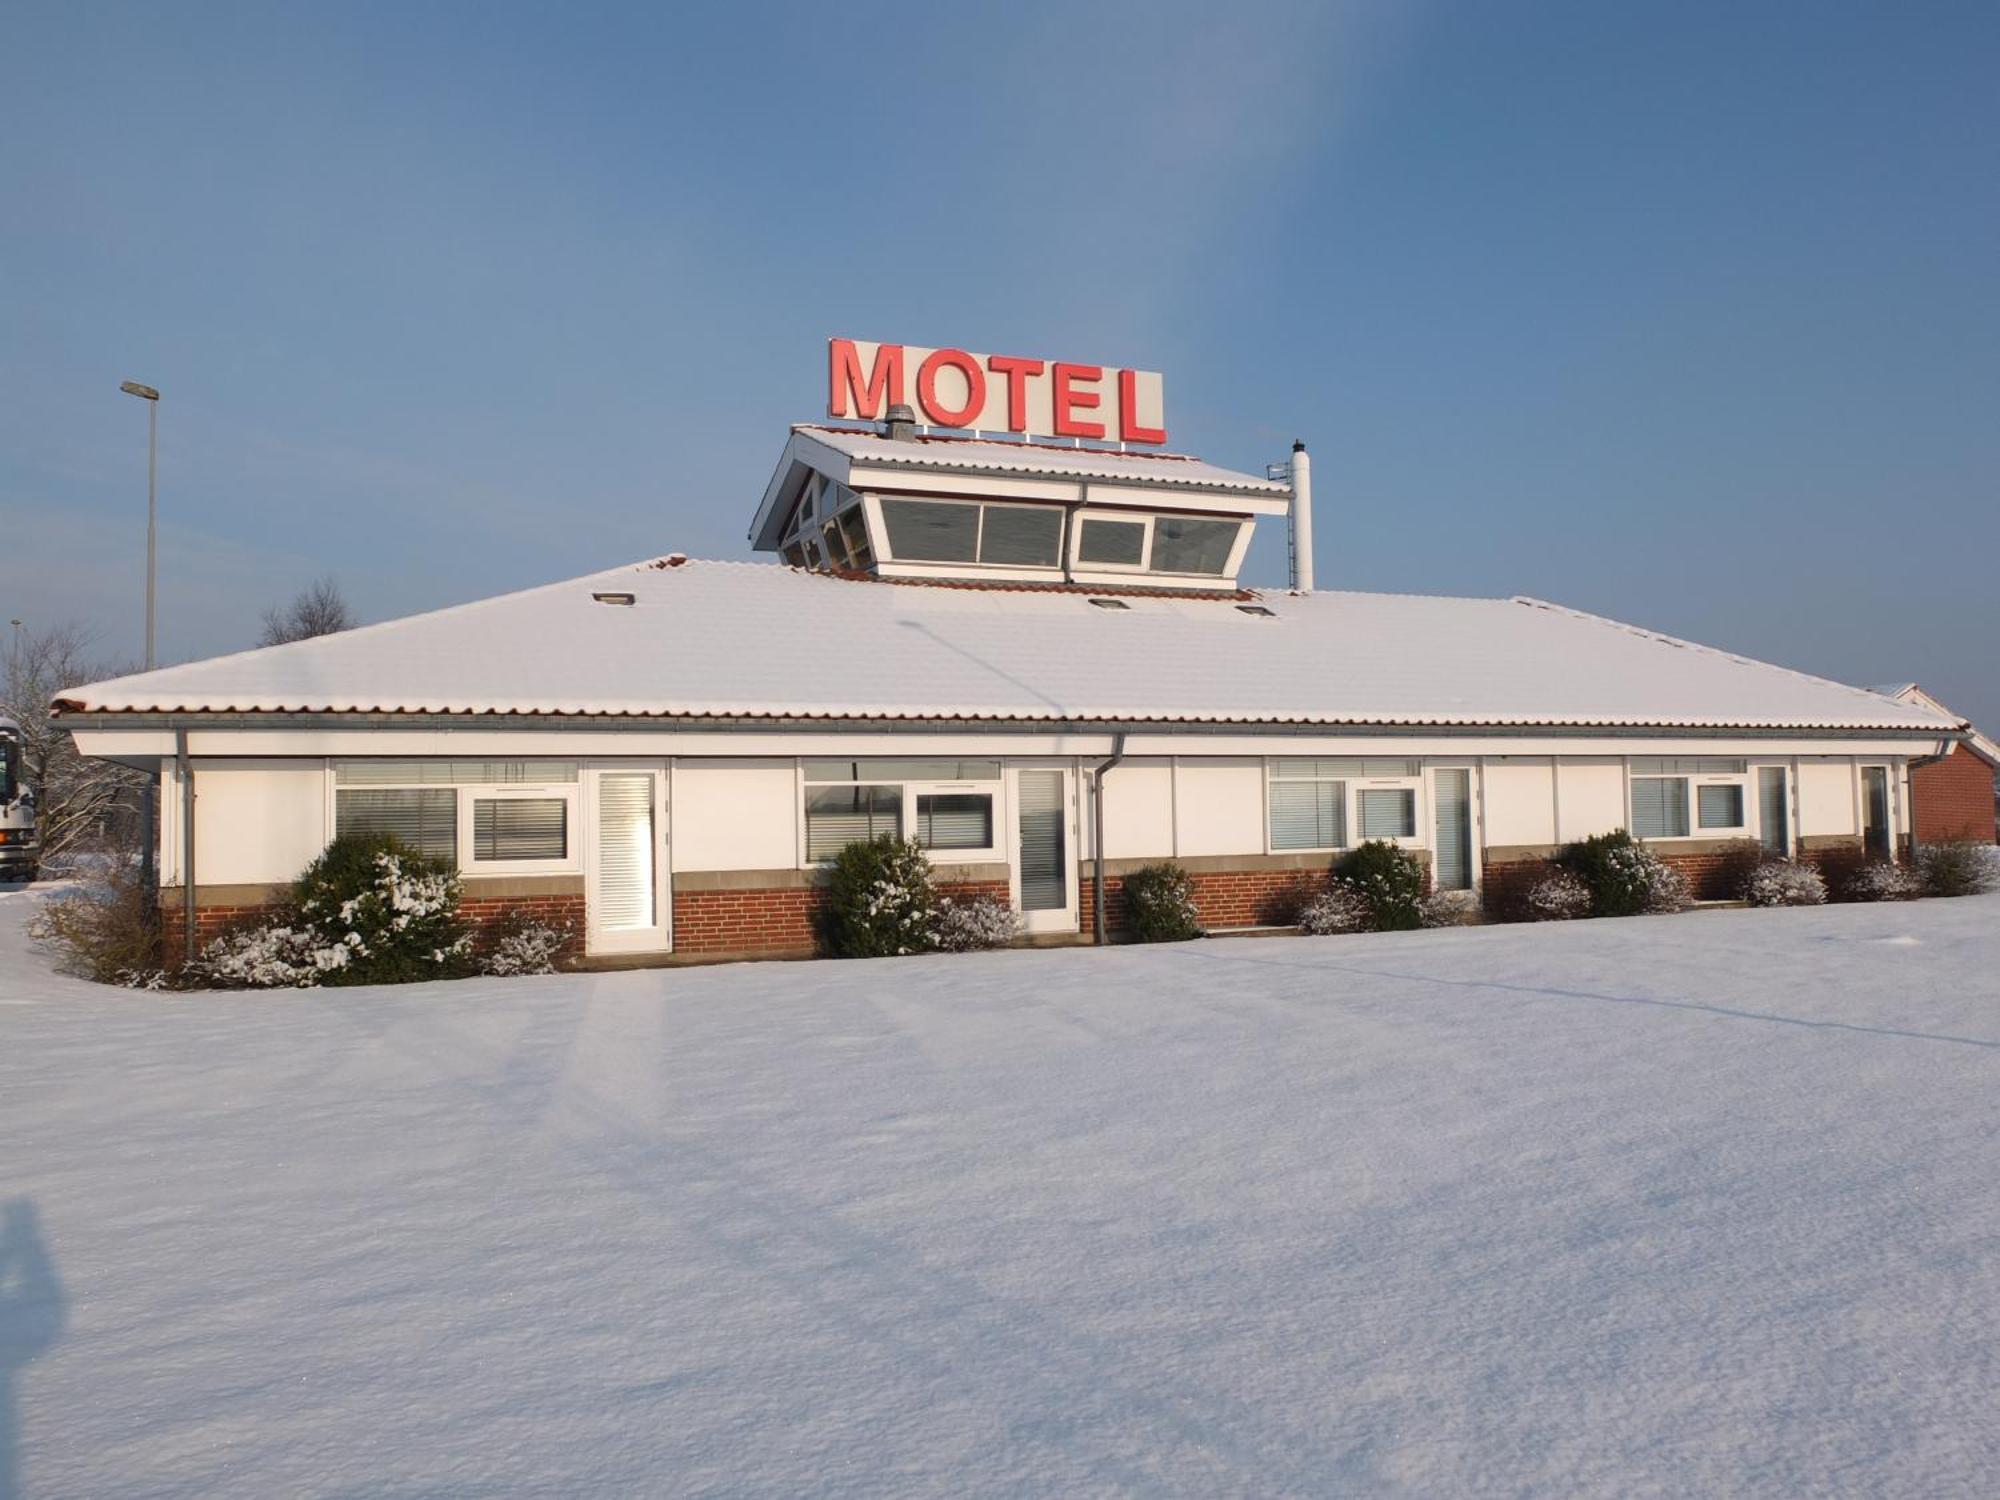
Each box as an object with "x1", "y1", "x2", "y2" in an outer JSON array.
[
  {"x1": 879, "y1": 498, "x2": 1064, "y2": 569},
  {"x1": 1696, "y1": 784, "x2": 1744, "y2": 830},
  {"x1": 472, "y1": 797, "x2": 568, "y2": 862},
  {"x1": 336, "y1": 760, "x2": 578, "y2": 785},
  {"x1": 915, "y1": 793, "x2": 993, "y2": 852},
  {"x1": 1630, "y1": 777, "x2": 1691, "y2": 839},
  {"x1": 1077, "y1": 517, "x2": 1146, "y2": 566},
  {"x1": 805, "y1": 785, "x2": 901, "y2": 861},
  {"x1": 1357, "y1": 788, "x2": 1417, "y2": 839},
  {"x1": 1269, "y1": 777, "x2": 1346, "y2": 851},
  {"x1": 334, "y1": 788, "x2": 459, "y2": 864}
]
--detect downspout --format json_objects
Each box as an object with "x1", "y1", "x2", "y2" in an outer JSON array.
[
  {"x1": 176, "y1": 729, "x2": 195, "y2": 962},
  {"x1": 1091, "y1": 732, "x2": 1128, "y2": 944}
]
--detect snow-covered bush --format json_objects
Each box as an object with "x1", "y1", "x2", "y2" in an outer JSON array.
[
  {"x1": 26, "y1": 858, "x2": 162, "y2": 984},
  {"x1": 1915, "y1": 841, "x2": 1999, "y2": 898},
  {"x1": 1742, "y1": 859, "x2": 1827, "y2": 907},
  {"x1": 1297, "y1": 880, "x2": 1370, "y2": 935},
  {"x1": 824, "y1": 835, "x2": 940, "y2": 957},
  {"x1": 476, "y1": 911, "x2": 576, "y2": 977},
  {"x1": 1335, "y1": 840, "x2": 1428, "y2": 931},
  {"x1": 291, "y1": 835, "x2": 472, "y2": 986},
  {"x1": 1558, "y1": 831, "x2": 1686, "y2": 917},
  {"x1": 1643, "y1": 857, "x2": 1690, "y2": 914},
  {"x1": 1122, "y1": 862, "x2": 1203, "y2": 942},
  {"x1": 932, "y1": 893, "x2": 1019, "y2": 952},
  {"x1": 194, "y1": 921, "x2": 355, "y2": 989},
  {"x1": 1417, "y1": 890, "x2": 1471, "y2": 928},
  {"x1": 1523, "y1": 869, "x2": 1592, "y2": 921},
  {"x1": 1839, "y1": 860, "x2": 1922, "y2": 903}
]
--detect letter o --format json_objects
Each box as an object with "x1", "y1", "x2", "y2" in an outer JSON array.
[{"x1": 916, "y1": 348, "x2": 988, "y2": 428}]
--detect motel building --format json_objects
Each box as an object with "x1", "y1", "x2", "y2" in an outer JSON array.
[{"x1": 58, "y1": 339, "x2": 1975, "y2": 965}]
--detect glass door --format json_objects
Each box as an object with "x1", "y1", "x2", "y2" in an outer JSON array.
[
  {"x1": 586, "y1": 766, "x2": 670, "y2": 956},
  {"x1": 1860, "y1": 765, "x2": 1891, "y2": 861},
  {"x1": 1009, "y1": 765, "x2": 1077, "y2": 934},
  {"x1": 1758, "y1": 766, "x2": 1790, "y2": 855},
  {"x1": 1431, "y1": 767, "x2": 1474, "y2": 892}
]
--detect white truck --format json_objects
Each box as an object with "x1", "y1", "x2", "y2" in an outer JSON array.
[{"x1": 0, "y1": 714, "x2": 36, "y2": 881}]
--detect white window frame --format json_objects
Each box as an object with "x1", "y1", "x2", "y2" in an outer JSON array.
[
  {"x1": 1263, "y1": 758, "x2": 1426, "y2": 855},
  {"x1": 798, "y1": 761, "x2": 1006, "y2": 867},
  {"x1": 871, "y1": 494, "x2": 1063, "y2": 573},
  {"x1": 1071, "y1": 509, "x2": 1156, "y2": 574},
  {"x1": 461, "y1": 784, "x2": 581, "y2": 877},
  {"x1": 325, "y1": 764, "x2": 581, "y2": 877},
  {"x1": 1626, "y1": 759, "x2": 1752, "y2": 841}
]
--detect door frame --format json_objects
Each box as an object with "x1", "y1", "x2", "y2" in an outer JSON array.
[
  {"x1": 583, "y1": 761, "x2": 672, "y2": 957},
  {"x1": 1006, "y1": 761, "x2": 1079, "y2": 935}
]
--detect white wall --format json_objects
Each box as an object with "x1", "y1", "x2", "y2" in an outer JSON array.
[
  {"x1": 673, "y1": 759, "x2": 799, "y2": 871},
  {"x1": 1556, "y1": 758, "x2": 1626, "y2": 843},
  {"x1": 191, "y1": 758, "x2": 329, "y2": 886},
  {"x1": 1099, "y1": 758, "x2": 1174, "y2": 859},
  {"x1": 1172, "y1": 757, "x2": 1265, "y2": 856},
  {"x1": 1483, "y1": 758, "x2": 1557, "y2": 847},
  {"x1": 1797, "y1": 758, "x2": 1857, "y2": 837}
]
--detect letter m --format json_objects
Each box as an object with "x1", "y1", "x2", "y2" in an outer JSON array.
[{"x1": 827, "y1": 339, "x2": 905, "y2": 420}]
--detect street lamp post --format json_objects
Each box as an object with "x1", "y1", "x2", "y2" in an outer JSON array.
[
  {"x1": 119, "y1": 380, "x2": 161, "y2": 892},
  {"x1": 119, "y1": 381, "x2": 160, "y2": 669}
]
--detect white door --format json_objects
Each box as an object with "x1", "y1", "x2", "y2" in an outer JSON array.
[
  {"x1": 1430, "y1": 766, "x2": 1475, "y2": 892},
  {"x1": 585, "y1": 766, "x2": 670, "y2": 956},
  {"x1": 1009, "y1": 764, "x2": 1078, "y2": 934}
]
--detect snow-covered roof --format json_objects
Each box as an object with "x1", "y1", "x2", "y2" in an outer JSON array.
[
  {"x1": 794, "y1": 425, "x2": 1292, "y2": 495},
  {"x1": 1869, "y1": 684, "x2": 1999, "y2": 765},
  {"x1": 57, "y1": 557, "x2": 1968, "y2": 735}
]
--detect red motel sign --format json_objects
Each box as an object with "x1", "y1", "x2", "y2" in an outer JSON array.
[{"x1": 828, "y1": 338, "x2": 1167, "y2": 445}]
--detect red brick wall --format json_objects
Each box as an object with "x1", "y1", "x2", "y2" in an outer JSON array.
[
  {"x1": 1911, "y1": 746, "x2": 1998, "y2": 845},
  {"x1": 1082, "y1": 866, "x2": 1327, "y2": 939},
  {"x1": 671, "y1": 879, "x2": 1011, "y2": 960},
  {"x1": 167, "y1": 892, "x2": 587, "y2": 967}
]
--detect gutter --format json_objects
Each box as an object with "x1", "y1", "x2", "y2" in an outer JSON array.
[
  {"x1": 1090, "y1": 732, "x2": 1128, "y2": 945},
  {"x1": 175, "y1": 728, "x2": 195, "y2": 963}
]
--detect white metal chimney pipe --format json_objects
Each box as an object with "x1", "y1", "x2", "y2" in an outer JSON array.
[{"x1": 1289, "y1": 439, "x2": 1314, "y2": 592}]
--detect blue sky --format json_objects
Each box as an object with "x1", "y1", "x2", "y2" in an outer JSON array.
[{"x1": 3, "y1": 1, "x2": 1996, "y2": 727}]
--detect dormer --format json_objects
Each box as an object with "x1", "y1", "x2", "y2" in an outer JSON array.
[{"x1": 749, "y1": 421, "x2": 1294, "y2": 593}]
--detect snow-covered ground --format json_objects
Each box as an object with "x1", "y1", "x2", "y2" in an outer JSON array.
[{"x1": 2, "y1": 884, "x2": 1996, "y2": 1499}]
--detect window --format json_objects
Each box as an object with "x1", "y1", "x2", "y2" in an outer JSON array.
[
  {"x1": 1078, "y1": 517, "x2": 1146, "y2": 566},
  {"x1": 1630, "y1": 758, "x2": 1747, "y2": 839},
  {"x1": 804, "y1": 785, "x2": 901, "y2": 861},
  {"x1": 1631, "y1": 777, "x2": 1690, "y2": 838},
  {"x1": 1696, "y1": 784, "x2": 1743, "y2": 830},
  {"x1": 1151, "y1": 517, "x2": 1238, "y2": 575},
  {"x1": 803, "y1": 760, "x2": 1002, "y2": 863},
  {"x1": 335, "y1": 787, "x2": 458, "y2": 863},
  {"x1": 1268, "y1": 760, "x2": 1347, "y2": 850},
  {"x1": 472, "y1": 796, "x2": 568, "y2": 861},
  {"x1": 878, "y1": 498, "x2": 1063, "y2": 569},
  {"x1": 1358, "y1": 788, "x2": 1417, "y2": 838},
  {"x1": 978, "y1": 506, "x2": 1063, "y2": 567},
  {"x1": 333, "y1": 761, "x2": 579, "y2": 870},
  {"x1": 1266, "y1": 759, "x2": 1422, "y2": 851},
  {"x1": 915, "y1": 793, "x2": 993, "y2": 851}
]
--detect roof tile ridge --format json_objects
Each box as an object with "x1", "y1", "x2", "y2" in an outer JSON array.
[{"x1": 1507, "y1": 596, "x2": 1966, "y2": 724}]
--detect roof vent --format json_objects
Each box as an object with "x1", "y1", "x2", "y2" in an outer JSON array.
[
  {"x1": 1087, "y1": 597, "x2": 1131, "y2": 611},
  {"x1": 592, "y1": 591, "x2": 636, "y2": 606},
  {"x1": 1236, "y1": 604, "x2": 1275, "y2": 618},
  {"x1": 883, "y1": 403, "x2": 918, "y2": 442}
]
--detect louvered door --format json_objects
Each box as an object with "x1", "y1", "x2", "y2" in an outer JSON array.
[{"x1": 585, "y1": 767, "x2": 670, "y2": 955}]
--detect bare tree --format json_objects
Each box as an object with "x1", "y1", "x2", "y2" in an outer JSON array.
[
  {"x1": 2, "y1": 622, "x2": 152, "y2": 867},
  {"x1": 258, "y1": 577, "x2": 355, "y2": 647}
]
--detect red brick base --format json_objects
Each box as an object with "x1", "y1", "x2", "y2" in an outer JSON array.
[
  {"x1": 672, "y1": 879, "x2": 1012, "y2": 960},
  {"x1": 1081, "y1": 866, "x2": 1329, "y2": 939},
  {"x1": 1912, "y1": 745, "x2": 1998, "y2": 845}
]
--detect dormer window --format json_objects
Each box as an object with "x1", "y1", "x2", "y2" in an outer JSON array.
[
  {"x1": 1069, "y1": 509, "x2": 1243, "y2": 579},
  {"x1": 879, "y1": 498, "x2": 1063, "y2": 570}
]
